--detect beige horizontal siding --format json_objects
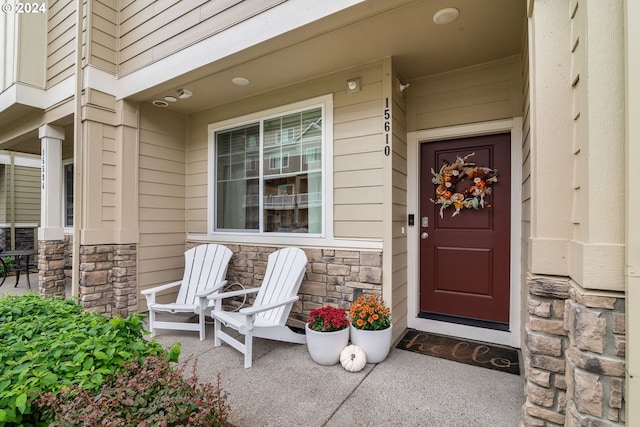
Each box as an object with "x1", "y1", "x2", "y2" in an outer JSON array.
[
  {"x1": 90, "y1": 0, "x2": 117, "y2": 75},
  {"x1": 409, "y1": 56, "x2": 522, "y2": 131},
  {"x1": 334, "y1": 169, "x2": 384, "y2": 188},
  {"x1": 119, "y1": 0, "x2": 285, "y2": 76},
  {"x1": 85, "y1": 89, "x2": 115, "y2": 110},
  {"x1": 186, "y1": 62, "x2": 386, "y2": 240},
  {"x1": 47, "y1": 0, "x2": 78, "y2": 87},
  {"x1": 0, "y1": 167, "x2": 7, "y2": 222},
  {"x1": 12, "y1": 166, "x2": 41, "y2": 223},
  {"x1": 334, "y1": 221, "x2": 382, "y2": 238},
  {"x1": 138, "y1": 103, "x2": 187, "y2": 310},
  {"x1": 332, "y1": 66, "x2": 384, "y2": 239}
]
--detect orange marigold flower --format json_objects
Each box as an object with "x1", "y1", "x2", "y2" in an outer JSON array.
[
  {"x1": 372, "y1": 314, "x2": 379, "y2": 320},
  {"x1": 368, "y1": 316, "x2": 374, "y2": 323},
  {"x1": 368, "y1": 307, "x2": 374, "y2": 315},
  {"x1": 359, "y1": 310, "x2": 367, "y2": 318},
  {"x1": 356, "y1": 319, "x2": 365, "y2": 327}
]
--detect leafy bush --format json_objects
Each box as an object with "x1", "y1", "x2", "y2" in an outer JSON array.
[
  {"x1": 0, "y1": 257, "x2": 15, "y2": 275},
  {"x1": 0, "y1": 293, "x2": 177, "y2": 426},
  {"x1": 37, "y1": 355, "x2": 230, "y2": 426}
]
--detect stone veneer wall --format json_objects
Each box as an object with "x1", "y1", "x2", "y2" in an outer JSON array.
[
  {"x1": 64, "y1": 234, "x2": 73, "y2": 277},
  {"x1": 1, "y1": 227, "x2": 37, "y2": 250},
  {"x1": 187, "y1": 243, "x2": 383, "y2": 330},
  {"x1": 38, "y1": 240, "x2": 66, "y2": 297},
  {"x1": 78, "y1": 244, "x2": 137, "y2": 317},
  {"x1": 523, "y1": 276, "x2": 626, "y2": 426}
]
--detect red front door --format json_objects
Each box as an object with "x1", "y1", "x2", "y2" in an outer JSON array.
[{"x1": 420, "y1": 134, "x2": 511, "y2": 326}]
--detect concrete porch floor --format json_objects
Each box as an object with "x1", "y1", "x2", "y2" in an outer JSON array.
[
  {"x1": 148, "y1": 312, "x2": 526, "y2": 427},
  {"x1": 1, "y1": 279, "x2": 525, "y2": 426}
]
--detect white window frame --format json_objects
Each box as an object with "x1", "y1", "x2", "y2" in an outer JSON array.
[
  {"x1": 62, "y1": 159, "x2": 74, "y2": 230},
  {"x1": 207, "y1": 95, "x2": 334, "y2": 241}
]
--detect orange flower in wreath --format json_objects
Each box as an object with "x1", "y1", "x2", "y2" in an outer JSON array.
[{"x1": 430, "y1": 152, "x2": 499, "y2": 218}]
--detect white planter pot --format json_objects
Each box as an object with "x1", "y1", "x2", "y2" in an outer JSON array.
[
  {"x1": 305, "y1": 323, "x2": 350, "y2": 365},
  {"x1": 349, "y1": 323, "x2": 392, "y2": 364}
]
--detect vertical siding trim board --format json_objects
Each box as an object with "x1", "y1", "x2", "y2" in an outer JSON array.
[{"x1": 382, "y1": 58, "x2": 409, "y2": 340}]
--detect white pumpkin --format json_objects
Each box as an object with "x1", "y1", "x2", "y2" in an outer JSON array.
[{"x1": 340, "y1": 345, "x2": 367, "y2": 372}]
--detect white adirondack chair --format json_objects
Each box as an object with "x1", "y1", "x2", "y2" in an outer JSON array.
[
  {"x1": 142, "y1": 244, "x2": 232, "y2": 341},
  {"x1": 209, "y1": 247, "x2": 308, "y2": 368}
]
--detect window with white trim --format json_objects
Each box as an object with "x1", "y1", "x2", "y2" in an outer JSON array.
[
  {"x1": 64, "y1": 163, "x2": 73, "y2": 227},
  {"x1": 212, "y1": 105, "x2": 323, "y2": 234}
]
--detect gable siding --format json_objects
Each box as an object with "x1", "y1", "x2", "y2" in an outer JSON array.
[
  {"x1": 118, "y1": 0, "x2": 285, "y2": 76},
  {"x1": 138, "y1": 102, "x2": 187, "y2": 309},
  {"x1": 186, "y1": 62, "x2": 385, "y2": 241},
  {"x1": 47, "y1": 0, "x2": 78, "y2": 87}
]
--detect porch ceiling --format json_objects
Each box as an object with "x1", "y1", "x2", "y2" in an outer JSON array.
[{"x1": 137, "y1": 0, "x2": 526, "y2": 115}]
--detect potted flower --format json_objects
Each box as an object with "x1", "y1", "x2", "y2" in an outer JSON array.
[
  {"x1": 305, "y1": 306, "x2": 350, "y2": 365},
  {"x1": 348, "y1": 294, "x2": 392, "y2": 363}
]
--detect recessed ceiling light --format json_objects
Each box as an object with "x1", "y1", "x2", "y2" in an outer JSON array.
[
  {"x1": 152, "y1": 100, "x2": 169, "y2": 107},
  {"x1": 433, "y1": 7, "x2": 459, "y2": 25},
  {"x1": 178, "y1": 89, "x2": 193, "y2": 99},
  {"x1": 232, "y1": 77, "x2": 250, "y2": 86},
  {"x1": 164, "y1": 96, "x2": 178, "y2": 102}
]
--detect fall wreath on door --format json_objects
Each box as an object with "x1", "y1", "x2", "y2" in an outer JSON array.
[{"x1": 430, "y1": 152, "x2": 499, "y2": 218}]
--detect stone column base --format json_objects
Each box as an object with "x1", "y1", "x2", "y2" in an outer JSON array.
[
  {"x1": 79, "y1": 244, "x2": 137, "y2": 317},
  {"x1": 38, "y1": 240, "x2": 66, "y2": 297},
  {"x1": 522, "y1": 275, "x2": 626, "y2": 426}
]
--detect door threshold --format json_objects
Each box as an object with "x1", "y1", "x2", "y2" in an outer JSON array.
[{"x1": 418, "y1": 311, "x2": 509, "y2": 332}]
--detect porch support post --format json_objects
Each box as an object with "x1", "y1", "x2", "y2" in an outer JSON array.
[
  {"x1": 37, "y1": 124, "x2": 66, "y2": 297},
  {"x1": 38, "y1": 124, "x2": 64, "y2": 241},
  {"x1": 624, "y1": 0, "x2": 639, "y2": 424}
]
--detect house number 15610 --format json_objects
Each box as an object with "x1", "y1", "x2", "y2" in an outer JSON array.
[{"x1": 383, "y1": 97, "x2": 391, "y2": 156}]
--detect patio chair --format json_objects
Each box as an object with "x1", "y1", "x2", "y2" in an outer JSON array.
[
  {"x1": 142, "y1": 244, "x2": 232, "y2": 341},
  {"x1": 209, "y1": 247, "x2": 308, "y2": 368}
]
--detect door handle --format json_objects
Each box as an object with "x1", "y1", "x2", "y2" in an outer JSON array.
[{"x1": 421, "y1": 232, "x2": 429, "y2": 239}]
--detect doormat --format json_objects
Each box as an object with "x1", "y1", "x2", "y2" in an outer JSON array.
[{"x1": 396, "y1": 329, "x2": 520, "y2": 375}]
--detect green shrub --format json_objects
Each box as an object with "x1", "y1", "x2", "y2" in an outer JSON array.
[
  {"x1": 0, "y1": 293, "x2": 178, "y2": 426},
  {"x1": 37, "y1": 355, "x2": 230, "y2": 426},
  {"x1": 0, "y1": 257, "x2": 15, "y2": 275}
]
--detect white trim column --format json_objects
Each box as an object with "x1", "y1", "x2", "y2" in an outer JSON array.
[
  {"x1": 38, "y1": 124, "x2": 65, "y2": 241},
  {"x1": 625, "y1": 0, "x2": 639, "y2": 424}
]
